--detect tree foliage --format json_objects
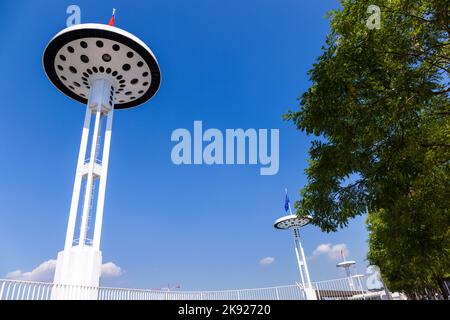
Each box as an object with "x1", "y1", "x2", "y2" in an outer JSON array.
[{"x1": 284, "y1": 0, "x2": 449, "y2": 297}]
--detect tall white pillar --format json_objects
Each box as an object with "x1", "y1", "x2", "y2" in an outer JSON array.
[
  {"x1": 52, "y1": 79, "x2": 114, "y2": 300},
  {"x1": 93, "y1": 108, "x2": 113, "y2": 251},
  {"x1": 293, "y1": 230, "x2": 306, "y2": 288},
  {"x1": 293, "y1": 228, "x2": 316, "y2": 300},
  {"x1": 64, "y1": 107, "x2": 92, "y2": 251},
  {"x1": 346, "y1": 268, "x2": 355, "y2": 289}
]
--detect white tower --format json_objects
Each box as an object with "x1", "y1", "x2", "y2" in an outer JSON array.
[
  {"x1": 336, "y1": 252, "x2": 356, "y2": 290},
  {"x1": 43, "y1": 20, "x2": 161, "y2": 299},
  {"x1": 274, "y1": 203, "x2": 316, "y2": 300}
]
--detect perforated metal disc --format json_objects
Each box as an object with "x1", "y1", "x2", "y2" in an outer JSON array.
[
  {"x1": 336, "y1": 261, "x2": 356, "y2": 268},
  {"x1": 274, "y1": 214, "x2": 312, "y2": 229},
  {"x1": 43, "y1": 23, "x2": 161, "y2": 109}
]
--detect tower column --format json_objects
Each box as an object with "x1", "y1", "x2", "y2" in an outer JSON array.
[
  {"x1": 64, "y1": 106, "x2": 92, "y2": 250},
  {"x1": 294, "y1": 228, "x2": 312, "y2": 288},
  {"x1": 93, "y1": 107, "x2": 114, "y2": 250},
  {"x1": 78, "y1": 107, "x2": 102, "y2": 247},
  {"x1": 52, "y1": 79, "x2": 114, "y2": 299},
  {"x1": 292, "y1": 228, "x2": 315, "y2": 299},
  {"x1": 293, "y1": 229, "x2": 306, "y2": 288}
]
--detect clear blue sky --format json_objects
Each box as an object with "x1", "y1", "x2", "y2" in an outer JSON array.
[{"x1": 0, "y1": 0, "x2": 370, "y2": 290}]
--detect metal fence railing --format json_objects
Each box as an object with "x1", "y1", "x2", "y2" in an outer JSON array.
[{"x1": 0, "y1": 275, "x2": 393, "y2": 300}]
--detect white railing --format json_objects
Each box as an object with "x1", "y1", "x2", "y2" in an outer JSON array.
[
  {"x1": 0, "y1": 275, "x2": 391, "y2": 300},
  {"x1": 312, "y1": 275, "x2": 387, "y2": 300}
]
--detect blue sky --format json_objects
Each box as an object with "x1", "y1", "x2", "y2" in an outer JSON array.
[{"x1": 0, "y1": 0, "x2": 370, "y2": 290}]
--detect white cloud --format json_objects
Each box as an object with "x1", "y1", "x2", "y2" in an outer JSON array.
[
  {"x1": 313, "y1": 244, "x2": 333, "y2": 256},
  {"x1": 6, "y1": 259, "x2": 56, "y2": 282},
  {"x1": 101, "y1": 262, "x2": 123, "y2": 277},
  {"x1": 259, "y1": 257, "x2": 275, "y2": 265},
  {"x1": 311, "y1": 243, "x2": 349, "y2": 261},
  {"x1": 6, "y1": 259, "x2": 123, "y2": 282}
]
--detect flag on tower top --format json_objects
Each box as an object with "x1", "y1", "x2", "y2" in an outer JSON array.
[
  {"x1": 108, "y1": 8, "x2": 116, "y2": 26},
  {"x1": 284, "y1": 189, "x2": 290, "y2": 213}
]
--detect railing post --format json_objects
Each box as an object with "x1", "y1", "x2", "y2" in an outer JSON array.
[
  {"x1": 39, "y1": 284, "x2": 45, "y2": 300},
  {"x1": 357, "y1": 276, "x2": 366, "y2": 300},
  {"x1": 20, "y1": 283, "x2": 25, "y2": 300},
  {"x1": 45, "y1": 284, "x2": 51, "y2": 300},
  {"x1": 25, "y1": 284, "x2": 32, "y2": 300},
  {"x1": 10, "y1": 283, "x2": 18, "y2": 300},
  {"x1": 0, "y1": 281, "x2": 5, "y2": 300}
]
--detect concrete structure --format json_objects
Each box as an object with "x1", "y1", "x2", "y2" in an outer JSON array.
[{"x1": 43, "y1": 22, "x2": 160, "y2": 299}]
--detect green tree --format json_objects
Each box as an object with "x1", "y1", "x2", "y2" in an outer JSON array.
[{"x1": 284, "y1": 0, "x2": 449, "y2": 298}]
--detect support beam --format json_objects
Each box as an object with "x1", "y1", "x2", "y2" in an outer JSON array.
[
  {"x1": 93, "y1": 108, "x2": 114, "y2": 250},
  {"x1": 64, "y1": 106, "x2": 92, "y2": 251}
]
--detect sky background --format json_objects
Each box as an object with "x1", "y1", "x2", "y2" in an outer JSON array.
[{"x1": 0, "y1": 0, "x2": 371, "y2": 290}]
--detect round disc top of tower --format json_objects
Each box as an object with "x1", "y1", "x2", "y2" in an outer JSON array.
[
  {"x1": 274, "y1": 214, "x2": 312, "y2": 229},
  {"x1": 43, "y1": 23, "x2": 161, "y2": 109},
  {"x1": 336, "y1": 261, "x2": 356, "y2": 268}
]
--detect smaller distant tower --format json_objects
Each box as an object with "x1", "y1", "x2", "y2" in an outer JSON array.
[
  {"x1": 336, "y1": 249, "x2": 356, "y2": 289},
  {"x1": 274, "y1": 190, "x2": 316, "y2": 300}
]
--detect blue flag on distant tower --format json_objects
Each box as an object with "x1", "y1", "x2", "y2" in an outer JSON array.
[{"x1": 284, "y1": 189, "x2": 290, "y2": 212}]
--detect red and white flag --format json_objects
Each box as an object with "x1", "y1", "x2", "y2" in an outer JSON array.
[{"x1": 108, "y1": 8, "x2": 116, "y2": 26}]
